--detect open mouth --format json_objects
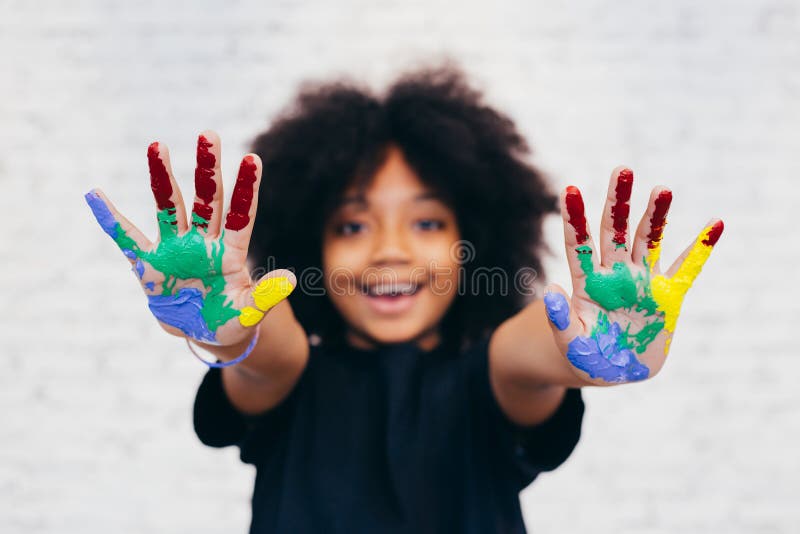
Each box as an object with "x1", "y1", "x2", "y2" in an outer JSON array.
[
  {"x1": 362, "y1": 281, "x2": 420, "y2": 297},
  {"x1": 361, "y1": 281, "x2": 422, "y2": 314}
]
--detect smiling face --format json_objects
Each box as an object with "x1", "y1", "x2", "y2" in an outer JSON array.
[{"x1": 322, "y1": 145, "x2": 462, "y2": 351}]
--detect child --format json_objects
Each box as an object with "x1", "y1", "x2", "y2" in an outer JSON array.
[{"x1": 85, "y1": 64, "x2": 723, "y2": 533}]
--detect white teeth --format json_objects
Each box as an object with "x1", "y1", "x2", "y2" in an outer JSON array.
[{"x1": 367, "y1": 282, "x2": 418, "y2": 296}]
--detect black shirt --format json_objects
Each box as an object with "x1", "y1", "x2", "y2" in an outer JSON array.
[{"x1": 193, "y1": 334, "x2": 584, "y2": 534}]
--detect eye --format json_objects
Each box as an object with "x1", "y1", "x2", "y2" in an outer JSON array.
[
  {"x1": 415, "y1": 219, "x2": 445, "y2": 231},
  {"x1": 336, "y1": 221, "x2": 365, "y2": 236}
]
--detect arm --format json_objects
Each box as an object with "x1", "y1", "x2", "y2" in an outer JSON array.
[
  {"x1": 196, "y1": 299, "x2": 309, "y2": 416},
  {"x1": 490, "y1": 166, "x2": 724, "y2": 426},
  {"x1": 489, "y1": 299, "x2": 586, "y2": 426}
]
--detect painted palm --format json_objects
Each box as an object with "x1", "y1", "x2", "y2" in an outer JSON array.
[
  {"x1": 544, "y1": 168, "x2": 723, "y2": 385},
  {"x1": 85, "y1": 132, "x2": 295, "y2": 346}
]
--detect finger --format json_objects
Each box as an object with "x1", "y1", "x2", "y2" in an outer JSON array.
[
  {"x1": 85, "y1": 189, "x2": 155, "y2": 286},
  {"x1": 598, "y1": 167, "x2": 634, "y2": 267},
  {"x1": 543, "y1": 283, "x2": 585, "y2": 343},
  {"x1": 84, "y1": 188, "x2": 153, "y2": 260},
  {"x1": 664, "y1": 219, "x2": 724, "y2": 280},
  {"x1": 190, "y1": 131, "x2": 224, "y2": 237},
  {"x1": 561, "y1": 185, "x2": 600, "y2": 301},
  {"x1": 631, "y1": 187, "x2": 672, "y2": 271},
  {"x1": 223, "y1": 154, "x2": 262, "y2": 253},
  {"x1": 238, "y1": 269, "x2": 297, "y2": 327},
  {"x1": 147, "y1": 141, "x2": 189, "y2": 238},
  {"x1": 651, "y1": 219, "x2": 723, "y2": 336}
]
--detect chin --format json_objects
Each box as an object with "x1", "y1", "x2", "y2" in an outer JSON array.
[{"x1": 356, "y1": 318, "x2": 436, "y2": 347}]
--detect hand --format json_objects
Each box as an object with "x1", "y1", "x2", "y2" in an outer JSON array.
[
  {"x1": 85, "y1": 131, "x2": 295, "y2": 347},
  {"x1": 543, "y1": 167, "x2": 723, "y2": 385}
]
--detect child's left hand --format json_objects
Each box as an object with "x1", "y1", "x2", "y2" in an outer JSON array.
[{"x1": 543, "y1": 167, "x2": 723, "y2": 385}]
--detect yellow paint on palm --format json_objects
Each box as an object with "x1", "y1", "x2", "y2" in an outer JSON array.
[
  {"x1": 237, "y1": 276, "x2": 296, "y2": 327},
  {"x1": 650, "y1": 223, "x2": 721, "y2": 336}
]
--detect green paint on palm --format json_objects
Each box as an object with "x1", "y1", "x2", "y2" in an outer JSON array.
[
  {"x1": 577, "y1": 246, "x2": 638, "y2": 310},
  {"x1": 633, "y1": 320, "x2": 664, "y2": 353},
  {"x1": 592, "y1": 310, "x2": 664, "y2": 354},
  {"x1": 108, "y1": 208, "x2": 239, "y2": 333},
  {"x1": 577, "y1": 245, "x2": 660, "y2": 315},
  {"x1": 577, "y1": 245, "x2": 665, "y2": 354}
]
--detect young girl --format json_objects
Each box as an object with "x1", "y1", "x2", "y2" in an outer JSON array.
[{"x1": 84, "y1": 65, "x2": 723, "y2": 533}]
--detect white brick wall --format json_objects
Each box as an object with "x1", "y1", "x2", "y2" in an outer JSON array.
[{"x1": 1, "y1": 0, "x2": 797, "y2": 532}]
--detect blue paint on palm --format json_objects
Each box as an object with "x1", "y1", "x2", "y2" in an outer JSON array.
[
  {"x1": 567, "y1": 318, "x2": 649, "y2": 383},
  {"x1": 145, "y1": 281, "x2": 155, "y2": 291},
  {"x1": 135, "y1": 259, "x2": 145, "y2": 278},
  {"x1": 544, "y1": 292, "x2": 570, "y2": 331},
  {"x1": 147, "y1": 288, "x2": 216, "y2": 342}
]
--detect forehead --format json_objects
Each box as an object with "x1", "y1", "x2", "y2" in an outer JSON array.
[{"x1": 338, "y1": 146, "x2": 445, "y2": 209}]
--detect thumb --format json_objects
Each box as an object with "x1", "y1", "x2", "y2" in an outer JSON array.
[
  {"x1": 238, "y1": 269, "x2": 297, "y2": 327},
  {"x1": 542, "y1": 283, "x2": 585, "y2": 345}
]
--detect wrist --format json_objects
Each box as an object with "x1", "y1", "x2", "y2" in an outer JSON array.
[{"x1": 187, "y1": 326, "x2": 261, "y2": 369}]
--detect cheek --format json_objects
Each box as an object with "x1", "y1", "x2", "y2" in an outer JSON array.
[
  {"x1": 426, "y1": 260, "x2": 461, "y2": 302},
  {"x1": 322, "y1": 241, "x2": 368, "y2": 299},
  {"x1": 424, "y1": 238, "x2": 461, "y2": 272},
  {"x1": 324, "y1": 238, "x2": 371, "y2": 268},
  {"x1": 419, "y1": 229, "x2": 459, "y2": 261}
]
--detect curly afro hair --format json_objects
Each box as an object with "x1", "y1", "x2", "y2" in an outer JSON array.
[{"x1": 248, "y1": 62, "x2": 558, "y2": 351}]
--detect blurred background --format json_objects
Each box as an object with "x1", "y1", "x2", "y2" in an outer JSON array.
[{"x1": 1, "y1": 0, "x2": 798, "y2": 532}]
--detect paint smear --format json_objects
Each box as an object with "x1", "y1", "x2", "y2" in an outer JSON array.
[
  {"x1": 544, "y1": 292, "x2": 570, "y2": 331},
  {"x1": 567, "y1": 317, "x2": 650, "y2": 383},
  {"x1": 650, "y1": 222, "x2": 722, "y2": 335},
  {"x1": 577, "y1": 246, "x2": 642, "y2": 312},
  {"x1": 148, "y1": 288, "x2": 216, "y2": 342},
  {"x1": 702, "y1": 220, "x2": 724, "y2": 246},
  {"x1": 611, "y1": 169, "x2": 633, "y2": 249},
  {"x1": 238, "y1": 276, "x2": 295, "y2": 327},
  {"x1": 225, "y1": 156, "x2": 257, "y2": 231},
  {"x1": 239, "y1": 306, "x2": 265, "y2": 327},
  {"x1": 565, "y1": 186, "x2": 589, "y2": 244},
  {"x1": 85, "y1": 191, "x2": 119, "y2": 239},
  {"x1": 646, "y1": 190, "x2": 672, "y2": 266},
  {"x1": 576, "y1": 245, "x2": 663, "y2": 354},
  {"x1": 147, "y1": 143, "x2": 175, "y2": 211},
  {"x1": 85, "y1": 191, "x2": 140, "y2": 260},
  {"x1": 193, "y1": 135, "x2": 216, "y2": 227},
  {"x1": 252, "y1": 276, "x2": 294, "y2": 310}
]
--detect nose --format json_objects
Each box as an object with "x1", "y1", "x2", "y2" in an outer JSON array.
[{"x1": 370, "y1": 222, "x2": 412, "y2": 266}]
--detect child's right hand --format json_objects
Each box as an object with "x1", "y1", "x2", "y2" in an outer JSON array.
[{"x1": 85, "y1": 131, "x2": 296, "y2": 347}]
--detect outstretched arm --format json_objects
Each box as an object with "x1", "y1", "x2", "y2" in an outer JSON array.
[{"x1": 489, "y1": 166, "x2": 723, "y2": 425}]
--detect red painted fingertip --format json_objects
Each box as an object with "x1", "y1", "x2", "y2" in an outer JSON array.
[
  {"x1": 565, "y1": 186, "x2": 589, "y2": 244},
  {"x1": 225, "y1": 155, "x2": 258, "y2": 231},
  {"x1": 611, "y1": 169, "x2": 633, "y2": 246},
  {"x1": 192, "y1": 135, "x2": 217, "y2": 227},
  {"x1": 647, "y1": 190, "x2": 672, "y2": 249},
  {"x1": 147, "y1": 142, "x2": 175, "y2": 211},
  {"x1": 702, "y1": 220, "x2": 724, "y2": 246}
]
